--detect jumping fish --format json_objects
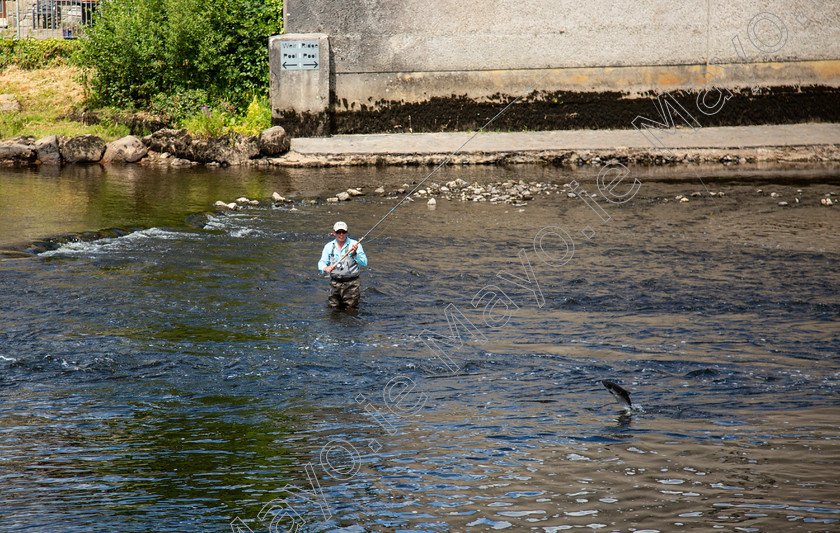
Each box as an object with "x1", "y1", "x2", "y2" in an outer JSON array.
[{"x1": 601, "y1": 380, "x2": 640, "y2": 412}]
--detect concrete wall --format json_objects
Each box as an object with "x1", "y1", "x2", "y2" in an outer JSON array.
[
  {"x1": 273, "y1": 0, "x2": 840, "y2": 134},
  {"x1": 285, "y1": 0, "x2": 839, "y2": 100}
]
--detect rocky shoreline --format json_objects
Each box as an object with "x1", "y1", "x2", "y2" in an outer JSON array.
[
  {"x1": 0, "y1": 127, "x2": 291, "y2": 167},
  {"x1": 2, "y1": 127, "x2": 839, "y2": 169}
]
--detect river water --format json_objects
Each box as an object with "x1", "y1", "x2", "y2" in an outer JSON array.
[{"x1": 1, "y1": 162, "x2": 839, "y2": 533}]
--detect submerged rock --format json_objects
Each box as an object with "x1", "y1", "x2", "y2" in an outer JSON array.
[
  {"x1": 214, "y1": 200, "x2": 236, "y2": 212},
  {"x1": 0, "y1": 249, "x2": 34, "y2": 258},
  {"x1": 185, "y1": 212, "x2": 214, "y2": 228}
]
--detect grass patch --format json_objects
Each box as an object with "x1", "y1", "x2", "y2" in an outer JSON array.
[
  {"x1": 182, "y1": 105, "x2": 229, "y2": 138},
  {"x1": 0, "y1": 64, "x2": 129, "y2": 141},
  {"x1": 0, "y1": 65, "x2": 273, "y2": 143}
]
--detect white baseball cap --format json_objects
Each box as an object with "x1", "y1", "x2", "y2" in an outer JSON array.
[{"x1": 333, "y1": 221, "x2": 348, "y2": 232}]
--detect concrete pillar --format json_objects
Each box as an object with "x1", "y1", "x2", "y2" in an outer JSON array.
[{"x1": 269, "y1": 33, "x2": 330, "y2": 137}]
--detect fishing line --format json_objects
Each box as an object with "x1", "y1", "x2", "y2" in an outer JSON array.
[{"x1": 333, "y1": 69, "x2": 555, "y2": 264}]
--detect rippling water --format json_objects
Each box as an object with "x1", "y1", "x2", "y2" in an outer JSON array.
[{"x1": 1, "y1": 163, "x2": 839, "y2": 532}]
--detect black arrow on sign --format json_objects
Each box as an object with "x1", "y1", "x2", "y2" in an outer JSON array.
[{"x1": 303, "y1": 62, "x2": 318, "y2": 68}]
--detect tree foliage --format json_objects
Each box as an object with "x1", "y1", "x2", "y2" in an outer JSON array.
[{"x1": 76, "y1": 0, "x2": 283, "y2": 116}]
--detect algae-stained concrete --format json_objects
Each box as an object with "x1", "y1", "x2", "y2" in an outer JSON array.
[
  {"x1": 272, "y1": 123, "x2": 840, "y2": 167},
  {"x1": 269, "y1": 33, "x2": 331, "y2": 136},
  {"x1": 275, "y1": 0, "x2": 840, "y2": 133}
]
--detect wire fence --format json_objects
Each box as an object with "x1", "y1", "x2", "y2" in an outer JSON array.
[{"x1": 1, "y1": 0, "x2": 98, "y2": 39}]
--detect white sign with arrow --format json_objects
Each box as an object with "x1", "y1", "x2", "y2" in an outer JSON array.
[{"x1": 280, "y1": 41, "x2": 320, "y2": 70}]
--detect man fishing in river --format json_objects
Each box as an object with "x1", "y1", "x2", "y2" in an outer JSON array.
[{"x1": 318, "y1": 221, "x2": 368, "y2": 308}]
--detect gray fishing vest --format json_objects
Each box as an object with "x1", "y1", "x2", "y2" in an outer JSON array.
[{"x1": 329, "y1": 241, "x2": 360, "y2": 281}]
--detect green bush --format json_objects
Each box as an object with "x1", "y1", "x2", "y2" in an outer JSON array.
[
  {"x1": 229, "y1": 96, "x2": 272, "y2": 136},
  {"x1": 0, "y1": 39, "x2": 80, "y2": 69},
  {"x1": 148, "y1": 88, "x2": 213, "y2": 124},
  {"x1": 76, "y1": 0, "x2": 283, "y2": 113},
  {"x1": 179, "y1": 96, "x2": 271, "y2": 139},
  {"x1": 182, "y1": 105, "x2": 228, "y2": 138}
]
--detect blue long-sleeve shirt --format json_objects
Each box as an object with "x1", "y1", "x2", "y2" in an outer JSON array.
[{"x1": 318, "y1": 238, "x2": 368, "y2": 273}]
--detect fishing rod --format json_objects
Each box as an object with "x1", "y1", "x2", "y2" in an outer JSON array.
[{"x1": 329, "y1": 70, "x2": 554, "y2": 267}]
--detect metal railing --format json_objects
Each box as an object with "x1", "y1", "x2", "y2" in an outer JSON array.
[{"x1": 1, "y1": 0, "x2": 99, "y2": 39}]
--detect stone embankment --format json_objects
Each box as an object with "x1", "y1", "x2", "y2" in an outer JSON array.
[
  {"x1": 0, "y1": 127, "x2": 291, "y2": 167},
  {"x1": 277, "y1": 124, "x2": 840, "y2": 167},
  {"x1": 2, "y1": 123, "x2": 839, "y2": 168},
  {"x1": 271, "y1": 146, "x2": 840, "y2": 168}
]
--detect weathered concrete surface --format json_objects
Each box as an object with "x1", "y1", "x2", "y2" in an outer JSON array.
[
  {"x1": 287, "y1": 0, "x2": 839, "y2": 74},
  {"x1": 293, "y1": 124, "x2": 840, "y2": 154},
  {"x1": 283, "y1": 0, "x2": 840, "y2": 109},
  {"x1": 333, "y1": 61, "x2": 840, "y2": 109},
  {"x1": 267, "y1": 123, "x2": 840, "y2": 167},
  {"x1": 269, "y1": 33, "x2": 330, "y2": 136}
]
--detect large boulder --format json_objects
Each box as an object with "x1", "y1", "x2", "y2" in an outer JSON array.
[
  {"x1": 186, "y1": 138, "x2": 220, "y2": 164},
  {"x1": 103, "y1": 135, "x2": 148, "y2": 163},
  {"x1": 227, "y1": 134, "x2": 260, "y2": 165},
  {"x1": 60, "y1": 134, "x2": 106, "y2": 163},
  {"x1": 141, "y1": 128, "x2": 262, "y2": 165},
  {"x1": 35, "y1": 135, "x2": 61, "y2": 165},
  {"x1": 0, "y1": 140, "x2": 36, "y2": 165},
  {"x1": 186, "y1": 133, "x2": 260, "y2": 165},
  {"x1": 0, "y1": 94, "x2": 22, "y2": 113},
  {"x1": 258, "y1": 126, "x2": 290, "y2": 156},
  {"x1": 142, "y1": 128, "x2": 192, "y2": 156}
]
